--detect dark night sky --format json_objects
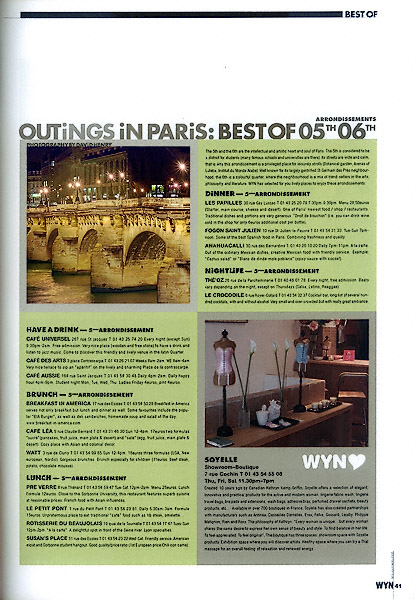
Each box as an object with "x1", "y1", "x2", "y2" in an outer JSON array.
[
  {"x1": 27, "y1": 147, "x2": 63, "y2": 170},
  {"x1": 27, "y1": 146, "x2": 190, "y2": 185}
]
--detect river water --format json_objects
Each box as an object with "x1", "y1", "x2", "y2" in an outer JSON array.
[{"x1": 27, "y1": 262, "x2": 157, "y2": 304}]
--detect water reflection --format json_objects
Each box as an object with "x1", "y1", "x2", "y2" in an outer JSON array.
[{"x1": 27, "y1": 262, "x2": 157, "y2": 304}]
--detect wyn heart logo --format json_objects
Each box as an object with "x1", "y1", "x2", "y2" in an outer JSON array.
[{"x1": 302, "y1": 453, "x2": 366, "y2": 470}]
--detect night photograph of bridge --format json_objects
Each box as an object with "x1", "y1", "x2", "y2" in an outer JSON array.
[{"x1": 26, "y1": 145, "x2": 191, "y2": 304}]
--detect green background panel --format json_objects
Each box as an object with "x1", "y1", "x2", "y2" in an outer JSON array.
[
  {"x1": 20, "y1": 312, "x2": 197, "y2": 564},
  {"x1": 198, "y1": 140, "x2": 376, "y2": 312}
]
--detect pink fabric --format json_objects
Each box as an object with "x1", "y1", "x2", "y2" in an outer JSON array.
[{"x1": 215, "y1": 346, "x2": 234, "y2": 385}]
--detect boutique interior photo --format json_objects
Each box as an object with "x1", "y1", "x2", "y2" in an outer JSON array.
[{"x1": 205, "y1": 319, "x2": 370, "y2": 448}]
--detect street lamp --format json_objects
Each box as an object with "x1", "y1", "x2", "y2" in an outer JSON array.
[
  {"x1": 119, "y1": 172, "x2": 125, "y2": 200},
  {"x1": 107, "y1": 173, "x2": 115, "y2": 199},
  {"x1": 39, "y1": 187, "x2": 49, "y2": 206},
  {"x1": 68, "y1": 182, "x2": 74, "y2": 203},
  {"x1": 177, "y1": 161, "x2": 189, "y2": 196},
  {"x1": 68, "y1": 179, "x2": 82, "y2": 203},
  {"x1": 74, "y1": 181, "x2": 81, "y2": 203},
  {"x1": 96, "y1": 179, "x2": 101, "y2": 200}
]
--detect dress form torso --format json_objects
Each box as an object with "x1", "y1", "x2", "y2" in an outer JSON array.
[
  {"x1": 213, "y1": 331, "x2": 236, "y2": 386},
  {"x1": 294, "y1": 336, "x2": 310, "y2": 373}
]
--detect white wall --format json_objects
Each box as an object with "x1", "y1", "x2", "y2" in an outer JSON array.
[{"x1": 205, "y1": 319, "x2": 299, "y2": 403}]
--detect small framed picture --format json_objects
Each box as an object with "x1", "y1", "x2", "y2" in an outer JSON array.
[{"x1": 343, "y1": 349, "x2": 356, "y2": 361}]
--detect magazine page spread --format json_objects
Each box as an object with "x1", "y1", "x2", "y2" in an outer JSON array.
[{"x1": 1, "y1": 2, "x2": 413, "y2": 599}]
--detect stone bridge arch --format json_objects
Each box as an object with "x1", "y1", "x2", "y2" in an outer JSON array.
[
  {"x1": 78, "y1": 229, "x2": 98, "y2": 271},
  {"x1": 125, "y1": 231, "x2": 167, "y2": 264},
  {"x1": 46, "y1": 228, "x2": 59, "y2": 260},
  {"x1": 118, "y1": 230, "x2": 167, "y2": 293}
]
